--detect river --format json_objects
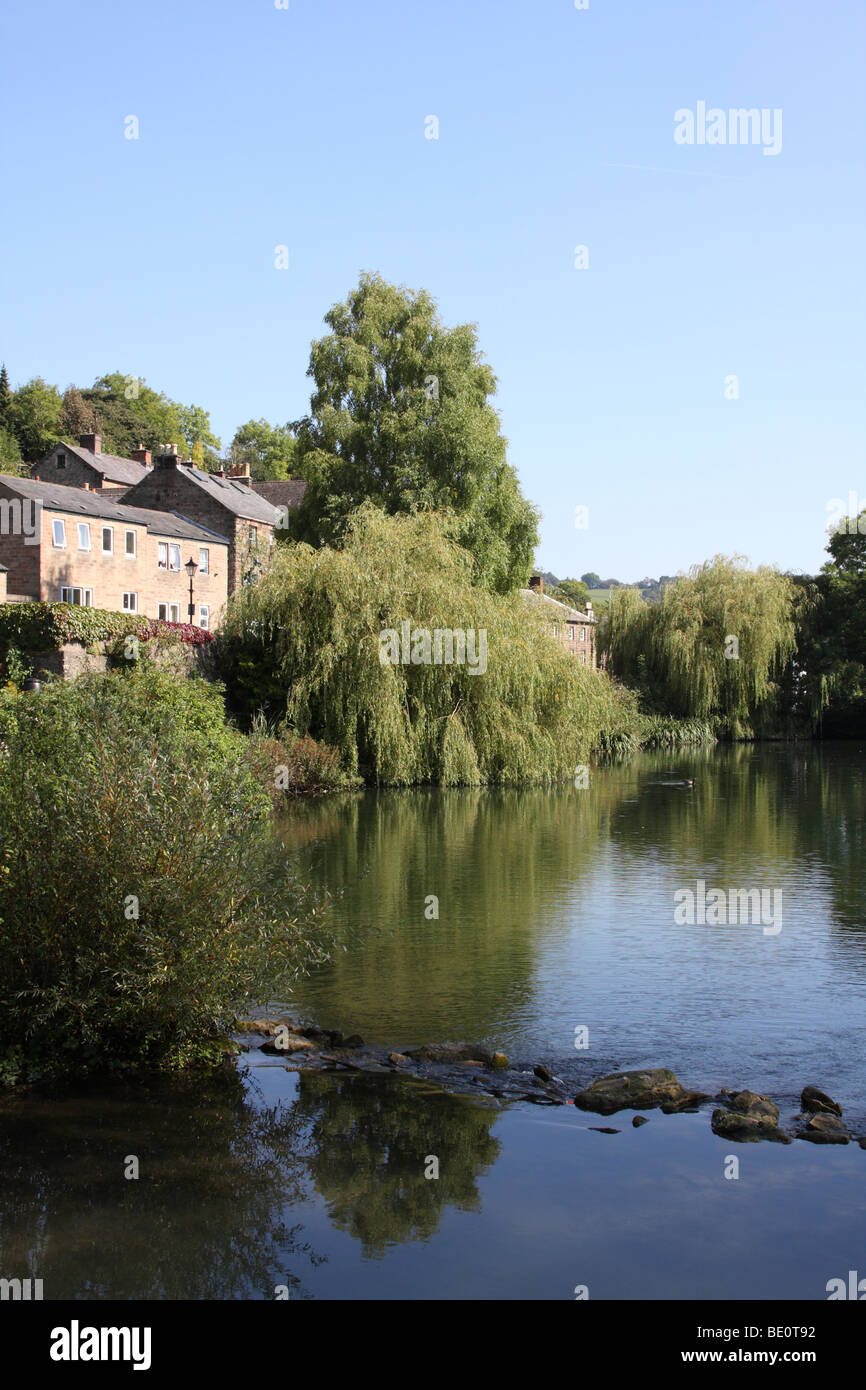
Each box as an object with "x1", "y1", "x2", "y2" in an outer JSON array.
[{"x1": 1, "y1": 742, "x2": 864, "y2": 1299}]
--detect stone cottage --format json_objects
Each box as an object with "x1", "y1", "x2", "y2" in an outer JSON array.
[
  {"x1": 0, "y1": 474, "x2": 229, "y2": 627},
  {"x1": 122, "y1": 450, "x2": 283, "y2": 594}
]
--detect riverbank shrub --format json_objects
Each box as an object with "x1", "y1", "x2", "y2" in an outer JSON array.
[
  {"x1": 215, "y1": 505, "x2": 652, "y2": 786},
  {"x1": 245, "y1": 717, "x2": 361, "y2": 800},
  {"x1": 0, "y1": 665, "x2": 329, "y2": 1082}
]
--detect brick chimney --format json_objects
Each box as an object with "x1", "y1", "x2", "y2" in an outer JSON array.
[
  {"x1": 131, "y1": 445, "x2": 152, "y2": 466},
  {"x1": 529, "y1": 574, "x2": 544, "y2": 593},
  {"x1": 156, "y1": 445, "x2": 179, "y2": 469},
  {"x1": 229, "y1": 462, "x2": 252, "y2": 487},
  {"x1": 80, "y1": 432, "x2": 102, "y2": 455}
]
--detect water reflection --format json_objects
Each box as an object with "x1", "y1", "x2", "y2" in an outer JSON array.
[
  {"x1": 0, "y1": 1070, "x2": 320, "y2": 1300},
  {"x1": 281, "y1": 745, "x2": 866, "y2": 1111},
  {"x1": 293, "y1": 1072, "x2": 500, "y2": 1257}
]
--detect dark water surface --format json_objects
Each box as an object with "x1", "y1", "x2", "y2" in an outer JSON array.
[{"x1": 1, "y1": 744, "x2": 864, "y2": 1300}]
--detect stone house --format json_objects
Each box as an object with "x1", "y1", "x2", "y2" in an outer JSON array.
[
  {"x1": 520, "y1": 575, "x2": 597, "y2": 668},
  {"x1": 122, "y1": 450, "x2": 283, "y2": 594},
  {"x1": 36, "y1": 434, "x2": 153, "y2": 494},
  {"x1": 0, "y1": 475, "x2": 229, "y2": 627}
]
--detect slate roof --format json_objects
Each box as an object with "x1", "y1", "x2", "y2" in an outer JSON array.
[
  {"x1": 51, "y1": 443, "x2": 152, "y2": 487},
  {"x1": 519, "y1": 588, "x2": 596, "y2": 624},
  {"x1": 170, "y1": 466, "x2": 282, "y2": 524},
  {"x1": 249, "y1": 478, "x2": 307, "y2": 509},
  {"x1": 0, "y1": 475, "x2": 230, "y2": 545}
]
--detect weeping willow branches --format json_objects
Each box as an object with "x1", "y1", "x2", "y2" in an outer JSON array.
[
  {"x1": 216, "y1": 505, "x2": 633, "y2": 785},
  {"x1": 600, "y1": 556, "x2": 798, "y2": 735}
]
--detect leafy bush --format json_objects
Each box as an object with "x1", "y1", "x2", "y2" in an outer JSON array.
[
  {"x1": 0, "y1": 665, "x2": 328, "y2": 1081},
  {"x1": 246, "y1": 720, "x2": 360, "y2": 800},
  {"x1": 0, "y1": 601, "x2": 213, "y2": 657}
]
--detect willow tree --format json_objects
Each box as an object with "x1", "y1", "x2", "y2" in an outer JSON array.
[
  {"x1": 217, "y1": 505, "x2": 626, "y2": 785},
  {"x1": 288, "y1": 273, "x2": 539, "y2": 594},
  {"x1": 601, "y1": 556, "x2": 797, "y2": 735}
]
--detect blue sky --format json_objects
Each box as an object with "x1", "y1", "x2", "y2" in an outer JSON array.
[{"x1": 2, "y1": 0, "x2": 863, "y2": 581}]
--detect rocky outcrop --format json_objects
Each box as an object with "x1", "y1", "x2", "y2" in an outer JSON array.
[
  {"x1": 800, "y1": 1085, "x2": 843, "y2": 1117},
  {"x1": 573, "y1": 1068, "x2": 686, "y2": 1115}
]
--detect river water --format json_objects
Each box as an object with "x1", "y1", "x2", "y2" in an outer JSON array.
[{"x1": 1, "y1": 743, "x2": 864, "y2": 1300}]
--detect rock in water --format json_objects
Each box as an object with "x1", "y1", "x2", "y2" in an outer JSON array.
[
  {"x1": 711, "y1": 1108, "x2": 791, "y2": 1144},
  {"x1": 534, "y1": 1064, "x2": 554, "y2": 1082},
  {"x1": 800, "y1": 1085, "x2": 843, "y2": 1117},
  {"x1": 573, "y1": 1068, "x2": 686, "y2": 1115},
  {"x1": 407, "y1": 1042, "x2": 494, "y2": 1065},
  {"x1": 632, "y1": 1115, "x2": 650, "y2": 1128},
  {"x1": 725, "y1": 1090, "x2": 780, "y2": 1123},
  {"x1": 797, "y1": 1113, "x2": 850, "y2": 1145}
]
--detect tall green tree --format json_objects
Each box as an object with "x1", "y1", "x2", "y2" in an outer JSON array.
[
  {"x1": 290, "y1": 273, "x2": 539, "y2": 593},
  {"x1": 80, "y1": 373, "x2": 220, "y2": 463},
  {"x1": 216, "y1": 505, "x2": 630, "y2": 784},
  {"x1": 230, "y1": 419, "x2": 297, "y2": 479},
  {"x1": 600, "y1": 556, "x2": 798, "y2": 735},
  {"x1": 58, "y1": 385, "x2": 98, "y2": 441},
  {"x1": 0, "y1": 427, "x2": 24, "y2": 475},
  {"x1": 551, "y1": 578, "x2": 590, "y2": 609},
  {"x1": 9, "y1": 377, "x2": 63, "y2": 463},
  {"x1": 0, "y1": 365, "x2": 12, "y2": 431},
  {"x1": 794, "y1": 512, "x2": 866, "y2": 733}
]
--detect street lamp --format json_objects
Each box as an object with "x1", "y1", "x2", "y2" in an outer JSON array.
[{"x1": 185, "y1": 556, "x2": 198, "y2": 623}]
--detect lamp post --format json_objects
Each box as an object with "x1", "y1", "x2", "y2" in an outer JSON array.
[{"x1": 185, "y1": 556, "x2": 198, "y2": 623}]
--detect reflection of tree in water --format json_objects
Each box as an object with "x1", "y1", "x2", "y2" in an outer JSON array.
[
  {"x1": 294, "y1": 1072, "x2": 500, "y2": 1256},
  {"x1": 0, "y1": 1069, "x2": 324, "y2": 1300}
]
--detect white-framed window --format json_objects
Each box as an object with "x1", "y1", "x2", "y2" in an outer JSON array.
[
  {"x1": 122, "y1": 592, "x2": 138, "y2": 612},
  {"x1": 52, "y1": 519, "x2": 66, "y2": 548},
  {"x1": 198, "y1": 604, "x2": 210, "y2": 630},
  {"x1": 158, "y1": 602, "x2": 181, "y2": 623},
  {"x1": 568, "y1": 624, "x2": 575, "y2": 640},
  {"x1": 102, "y1": 526, "x2": 113, "y2": 554},
  {"x1": 199, "y1": 547, "x2": 209, "y2": 574},
  {"x1": 125, "y1": 529, "x2": 137, "y2": 557},
  {"x1": 580, "y1": 627, "x2": 586, "y2": 642},
  {"x1": 77, "y1": 522, "x2": 91, "y2": 550},
  {"x1": 248, "y1": 524, "x2": 258, "y2": 548},
  {"x1": 60, "y1": 586, "x2": 93, "y2": 607},
  {"x1": 580, "y1": 651, "x2": 587, "y2": 666},
  {"x1": 551, "y1": 624, "x2": 558, "y2": 637},
  {"x1": 169, "y1": 544, "x2": 181, "y2": 571},
  {"x1": 157, "y1": 542, "x2": 168, "y2": 569}
]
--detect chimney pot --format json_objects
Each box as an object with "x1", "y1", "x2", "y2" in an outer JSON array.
[{"x1": 131, "y1": 445, "x2": 152, "y2": 466}]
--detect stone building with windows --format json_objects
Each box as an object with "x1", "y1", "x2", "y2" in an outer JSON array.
[
  {"x1": 122, "y1": 449, "x2": 283, "y2": 594},
  {"x1": 0, "y1": 475, "x2": 229, "y2": 628},
  {"x1": 520, "y1": 574, "x2": 597, "y2": 668},
  {"x1": 36, "y1": 434, "x2": 153, "y2": 494}
]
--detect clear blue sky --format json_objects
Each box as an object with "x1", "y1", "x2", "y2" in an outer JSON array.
[{"x1": 2, "y1": 0, "x2": 863, "y2": 581}]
